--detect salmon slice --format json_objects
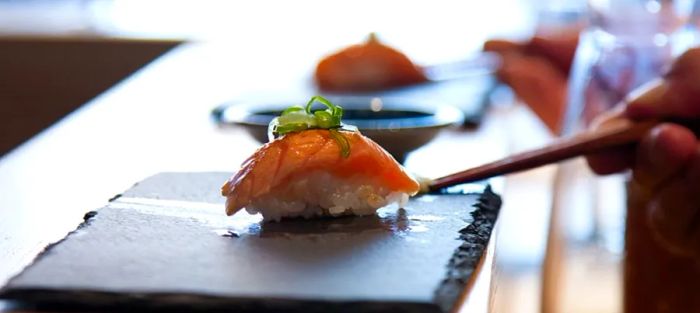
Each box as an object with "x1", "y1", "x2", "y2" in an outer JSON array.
[{"x1": 222, "y1": 129, "x2": 419, "y2": 216}]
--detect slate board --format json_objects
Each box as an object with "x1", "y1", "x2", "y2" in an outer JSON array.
[{"x1": 0, "y1": 172, "x2": 501, "y2": 313}]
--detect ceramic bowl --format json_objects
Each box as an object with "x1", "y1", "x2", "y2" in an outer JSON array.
[{"x1": 213, "y1": 96, "x2": 464, "y2": 163}]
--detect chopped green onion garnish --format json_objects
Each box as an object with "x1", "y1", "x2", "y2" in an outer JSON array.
[
  {"x1": 268, "y1": 96, "x2": 355, "y2": 158},
  {"x1": 281, "y1": 105, "x2": 305, "y2": 116},
  {"x1": 329, "y1": 129, "x2": 350, "y2": 158}
]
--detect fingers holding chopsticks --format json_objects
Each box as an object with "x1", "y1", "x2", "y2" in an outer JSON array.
[
  {"x1": 632, "y1": 124, "x2": 698, "y2": 188},
  {"x1": 584, "y1": 47, "x2": 700, "y2": 259},
  {"x1": 626, "y1": 49, "x2": 700, "y2": 119}
]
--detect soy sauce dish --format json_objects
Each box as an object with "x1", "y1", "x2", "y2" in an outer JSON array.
[{"x1": 213, "y1": 97, "x2": 464, "y2": 163}]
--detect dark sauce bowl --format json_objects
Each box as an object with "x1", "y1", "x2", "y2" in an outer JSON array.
[{"x1": 213, "y1": 96, "x2": 464, "y2": 163}]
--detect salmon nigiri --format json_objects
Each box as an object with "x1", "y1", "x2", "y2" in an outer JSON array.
[
  {"x1": 315, "y1": 33, "x2": 427, "y2": 92},
  {"x1": 222, "y1": 96, "x2": 419, "y2": 221}
]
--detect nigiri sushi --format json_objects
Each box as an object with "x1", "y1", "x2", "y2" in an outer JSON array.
[
  {"x1": 222, "y1": 96, "x2": 420, "y2": 221},
  {"x1": 315, "y1": 33, "x2": 427, "y2": 92}
]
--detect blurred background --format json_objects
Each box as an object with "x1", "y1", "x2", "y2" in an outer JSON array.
[
  {"x1": 2, "y1": 1, "x2": 699, "y2": 312},
  {"x1": 0, "y1": 0, "x2": 543, "y2": 156}
]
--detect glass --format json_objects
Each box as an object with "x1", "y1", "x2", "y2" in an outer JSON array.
[
  {"x1": 564, "y1": 0, "x2": 696, "y2": 133},
  {"x1": 545, "y1": 1, "x2": 697, "y2": 312}
]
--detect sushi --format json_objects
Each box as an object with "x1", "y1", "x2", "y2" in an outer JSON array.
[
  {"x1": 222, "y1": 96, "x2": 420, "y2": 221},
  {"x1": 315, "y1": 33, "x2": 427, "y2": 92}
]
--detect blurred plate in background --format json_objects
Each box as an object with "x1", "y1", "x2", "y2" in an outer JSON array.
[{"x1": 213, "y1": 95, "x2": 465, "y2": 163}]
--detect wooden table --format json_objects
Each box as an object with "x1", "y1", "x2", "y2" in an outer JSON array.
[
  {"x1": 0, "y1": 35, "x2": 181, "y2": 155},
  {"x1": 0, "y1": 41, "x2": 557, "y2": 312}
]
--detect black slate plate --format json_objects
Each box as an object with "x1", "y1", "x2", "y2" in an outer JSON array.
[{"x1": 0, "y1": 172, "x2": 501, "y2": 313}]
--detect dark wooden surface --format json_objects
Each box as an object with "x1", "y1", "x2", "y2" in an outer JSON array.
[{"x1": 0, "y1": 37, "x2": 180, "y2": 155}]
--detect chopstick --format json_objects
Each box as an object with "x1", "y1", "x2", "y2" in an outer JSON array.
[{"x1": 428, "y1": 118, "x2": 696, "y2": 191}]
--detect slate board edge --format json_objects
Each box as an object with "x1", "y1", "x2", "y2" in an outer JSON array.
[
  {"x1": 0, "y1": 288, "x2": 442, "y2": 313},
  {"x1": 0, "y1": 185, "x2": 127, "y2": 303},
  {"x1": 433, "y1": 185, "x2": 502, "y2": 312},
  {"x1": 0, "y1": 210, "x2": 99, "y2": 285}
]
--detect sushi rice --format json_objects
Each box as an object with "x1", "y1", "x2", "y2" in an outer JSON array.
[{"x1": 242, "y1": 171, "x2": 409, "y2": 221}]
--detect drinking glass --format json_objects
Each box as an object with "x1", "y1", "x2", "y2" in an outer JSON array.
[
  {"x1": 544, "y1": 1, "x2": 697, "y2": 312},
  {"x1": 564, "y1": 0, "x2": 696, "y2": 133}
]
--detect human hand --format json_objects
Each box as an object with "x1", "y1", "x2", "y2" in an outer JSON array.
[
  {"x1": 484, "y1": 31, "x2": 579, "y2": 134},
  {"x1": 586, "y1": 48, "x2": 700, "y2": 259}
]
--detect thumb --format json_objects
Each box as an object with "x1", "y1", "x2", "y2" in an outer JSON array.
[{"x1": 632, "y1": 124, "x2": 697, "y2": 189}]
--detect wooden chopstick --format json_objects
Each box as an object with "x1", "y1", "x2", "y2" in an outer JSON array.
[{"x1": 428, "y1": 119, "x2": 678, "y2": 191}]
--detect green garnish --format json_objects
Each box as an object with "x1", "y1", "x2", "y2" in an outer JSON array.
[
  {"x1": 329, "y1": 129, "x2": 351, "y2": 158},
  {"x1": 268, "y1": 96, "x2": 355, "y2": 158}
]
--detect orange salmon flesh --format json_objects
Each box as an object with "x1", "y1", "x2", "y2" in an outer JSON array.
[{"x1": 222, "y1": 129, "x2": 420, "y2": 215}]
